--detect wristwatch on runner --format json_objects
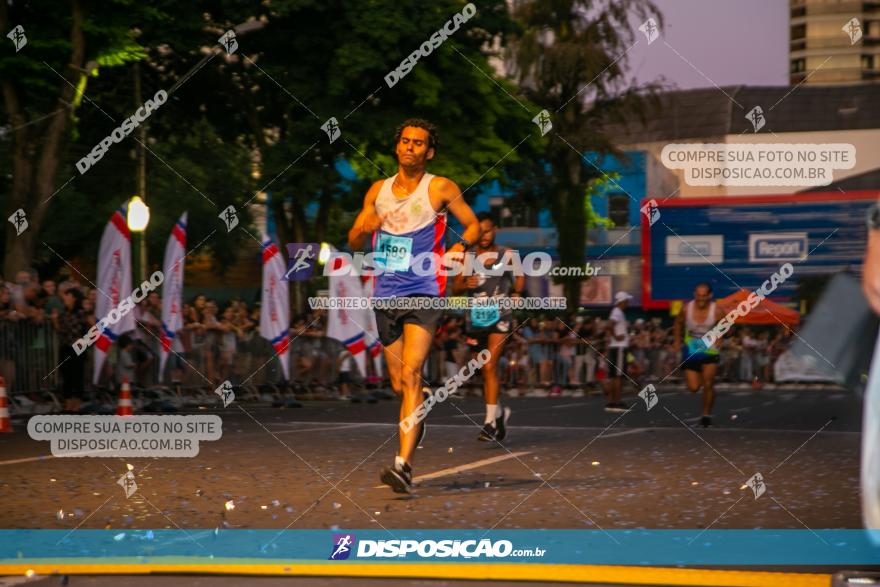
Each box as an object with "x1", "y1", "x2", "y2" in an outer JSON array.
[{"x1": 867, "y1": 202, "x2": 880, "y2": 231}]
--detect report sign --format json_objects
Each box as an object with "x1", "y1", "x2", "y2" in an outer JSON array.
[
  {"x1": 641, "y1": 191, "x2": 876, "y2": 308},
  {"x1": 748, "y1": 233, "x2": 808, "y2": 263}
]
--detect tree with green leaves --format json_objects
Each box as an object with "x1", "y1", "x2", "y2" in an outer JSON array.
[
  {"x1": 504, "y1": 0, "x2": 662, "y2": 305},
  {"x1": 204, "y1": 0, "x2": 538, "y2": 237},
  {"x1": 184, "y1": 0, "x2": 542, "y2": 309},
  {"x1": 0, "y1": 1, "x2": 255, "y2": 280}
]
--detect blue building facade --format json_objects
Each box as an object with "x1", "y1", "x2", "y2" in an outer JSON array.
[{"x1": 461, "y1": 151, "x2": 649, "y2": 307}]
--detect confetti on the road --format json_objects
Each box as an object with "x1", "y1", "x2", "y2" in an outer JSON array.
[
  {"x1": 592, "y1": 461, "x2": 600, "y2": 466},
  {"x1": 56, "y1": 509, "x2": 64, "y2": 520},
  {"x1": 332, "y1": 502, "x2": 341, "y2": 509},
  {"x1": 113, "y1": 533, "x2": 125, "y2": 541},
  {"x1": 225, "y1": 500, "x2": 235, "y2": 510},
  {"x1": 260, "y1": 505, "x2": 268, "y2": 510}
]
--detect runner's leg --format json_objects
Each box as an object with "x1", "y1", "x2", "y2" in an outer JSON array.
[
  {"x1": 384, "y1": 337, "x2": 405, "y2": 397},
  {"x1": 701, "y1": 362, "x2": 718, "y2": 417},
  {"x1": 398, "y1": 322, "x2": 433, "y2": 465},
  {"x1": 483, "y1": 333, "x2": 505, "y2": 411},
  {"x1": 684, "y1": 368, "x2": 703, "y2": 393}
]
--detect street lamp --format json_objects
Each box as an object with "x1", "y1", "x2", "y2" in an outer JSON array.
[
  {"x1": 127, "y1": 195, "x2": 150, "y2": 281},
  {"x1": 318, "y1": 242, "x2": 332, "y2": 265},
  {"x1": 127, "y1": 195, "x2": 150, "y2": 231}
]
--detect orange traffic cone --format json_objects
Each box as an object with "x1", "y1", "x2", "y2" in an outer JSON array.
[
  {"x1": 116, "y1": 377, "x2": 133, "y2": 416},
  {"x1": 0, "y1": 376, "x2": 12, "y2": 433}
]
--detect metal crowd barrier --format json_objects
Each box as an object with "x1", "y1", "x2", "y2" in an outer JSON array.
[
  {"x1": 0, "y1": 317, "x2": 787, "y2": 412},
  {"x1": 0, "y1": 319, "x2": 59, "y2": 394},
  {"x1": 130, "y1": 329, "x2": 348, "y2": 391}
]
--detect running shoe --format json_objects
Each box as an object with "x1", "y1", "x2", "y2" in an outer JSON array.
[
  {"x1": 604, "y1": 402, "x2": 628, "y2": 413},
  {"x1": 477, "y1": 422, "x2": 498, "y2": 442},
  {"x1": 700, "y1": 415, "x2": 712, "y2": 428},
  {"x1": 495, "y1": 406, "x2": 512, "y2": 441},
  {"x1": 380, "y1": 461, "x2": 413, "y2": 494}
]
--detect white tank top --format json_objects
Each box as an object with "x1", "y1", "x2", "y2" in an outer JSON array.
[
  {"x1": 685, "y1": 301, "x2": 716, "y2": 337},
  {"x1": 374, "y1": 173, "x2": 439, "y2": 235},
  {"x1": 372, "y1": 172, "x2": 447, "y2": 298}
]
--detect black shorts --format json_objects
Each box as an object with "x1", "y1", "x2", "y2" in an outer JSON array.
[
  {"x1": 683, "y1": 355, "x2": 720, "y2": 372},
  {"x1": 467, "y1": 317, "x2": 513, "y2": 347},
  {"x1": 374, "y1": 303, "x2": 442, "y2": 346},
  {"x1": 607, "y1": 346, "x2": 631, "y2": 378},
  {"x1": 338, "y1": 371, "x2": 354, "y2": 385}
]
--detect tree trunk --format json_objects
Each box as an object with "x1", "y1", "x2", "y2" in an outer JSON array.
[
  {"x1": 271, "y1": 195, "x2": 307, "y2": 316},
  {"x1": 550, "y1": 148, "x2": 587, "y2": 310},
  {"x1": 0, "y1": 0, "x2": 85, "y2": 277},
  {"x1": 314, "y1": 186, "x2": 331, "y2": 244}
]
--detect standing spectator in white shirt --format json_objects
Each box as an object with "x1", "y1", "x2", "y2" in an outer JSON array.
[{"x1": 604, "y1": 291, "x2": 633, "y2": 412}]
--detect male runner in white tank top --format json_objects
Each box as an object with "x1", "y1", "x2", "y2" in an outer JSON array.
[
  {"x1": 348, "y1": 119, "x2": 479, "y2": 493},
  {"x1": 674, "y1": 282, "x2": 723, "y2": 427}
]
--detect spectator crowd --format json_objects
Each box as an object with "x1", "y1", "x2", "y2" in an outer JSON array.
[
  {"x1": 429, "y1": 314, "x2": 796, "y2": 393},
  {"x1": 0, "y1": 268, "x2": 798, "y2": 404}
]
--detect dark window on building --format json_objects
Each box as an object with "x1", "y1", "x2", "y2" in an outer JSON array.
[{"x1": 608, "y1": 193, "x2": 629, "y2": 227}]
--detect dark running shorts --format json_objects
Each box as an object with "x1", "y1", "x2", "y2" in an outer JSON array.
[
  {"x1": 467, "y1": 317, "x2": 512, "y2": 346},
  {"x1": 374, "y1": 302, "x2": 442, "y2": 346},
  {"x1": 683, "y1": 355, "x2": 720, "y2": 371},
  {"x1": 607, "y1": 346, "x2": 631, "y2": 378}
]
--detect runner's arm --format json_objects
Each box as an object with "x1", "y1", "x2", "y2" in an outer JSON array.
[
  {"x1": 451, "y1": 269, "x2": 469, "y2": 294},
  {"x1": 436, "y1": 177, "x2": 480, "y2": 255},
  {"x1": 864, "y1": 225, "x2": 880, "y2": 314},
  {"x1": 513, "y1": 274, "x2": 525, "y2": 296},
  {"x1": 348, "y1": 181, "x2": 384, "y2": 251},
  {"x1": 673, "y1": 309, "x2": 684, "y2": 349}
]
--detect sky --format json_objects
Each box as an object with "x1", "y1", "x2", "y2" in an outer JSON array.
[{"x1": 627, "y1": 0, "x2": 790, "y2": 90}]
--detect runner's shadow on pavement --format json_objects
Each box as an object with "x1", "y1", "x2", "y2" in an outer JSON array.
[{"x1": 431, "y1": 478, "x2": 543, "y2": 493}]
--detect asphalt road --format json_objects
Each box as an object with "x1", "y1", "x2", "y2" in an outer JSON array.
[{"x1": 0, "y1": 387, "x2": 863, "y2": 532}]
